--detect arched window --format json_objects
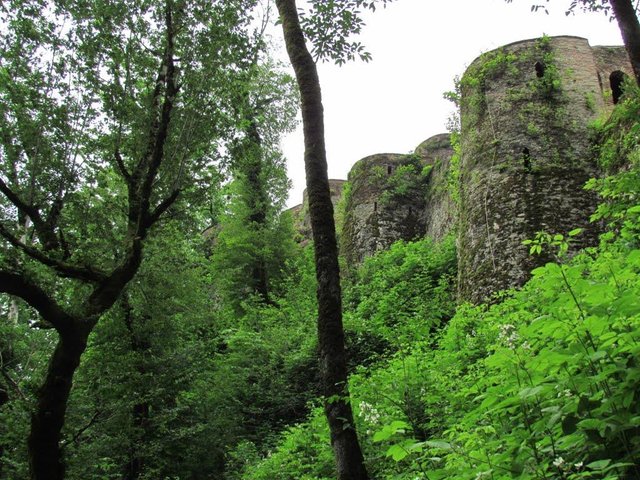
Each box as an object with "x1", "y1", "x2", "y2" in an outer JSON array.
[
  {"x1": 534, "y1": 61, "x2": 545, "y2": 78},
  {"x1": 373, "y1": 201, "x2": 377, "y2": 212},
  {"x1": 610, "y1": 70, "x2": 627, "y2": 105}
]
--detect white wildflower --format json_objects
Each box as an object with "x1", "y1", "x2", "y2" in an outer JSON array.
[
  {"x1": 359, "y1": 401, "x2": 381, "y2": 424},
  {"x1": 498, "y1": 324, "x2": 519, "y2": 349}
]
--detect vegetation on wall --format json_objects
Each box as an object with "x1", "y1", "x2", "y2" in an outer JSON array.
[
  {"x1": 236, "y1": 85, "x2": 640, "y2": 480},
  {"x1": 1, "y1": 1, "x2": 639, "y2": 478}
]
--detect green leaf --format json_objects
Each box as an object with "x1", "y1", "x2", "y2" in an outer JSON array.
[
  {"x1": 519, "y1": 385, "x2": 544, "y2": 399},
  {"x1": 423, "y1": 440, "x2": 452, "y2": 450},
  {"x1": 386, "y1": 444, "x2": 408, "y2": 461},
  {"x1": 626, "y1": 205, "x2": 640, "y2": 214},
  {"x1": 587, "y1": 459, "x2": 611, "y2": 470}
]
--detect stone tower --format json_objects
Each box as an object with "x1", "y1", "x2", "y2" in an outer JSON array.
[
  {"x1": 341, "y1": 134, "x2": 455, "y2": 265},
  {"x1": 457, "y1": 36, "x2": 632, "y2": 303}
]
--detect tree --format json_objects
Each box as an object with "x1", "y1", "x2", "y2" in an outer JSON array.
[
  {"x1": 510, "y1": 0, "x2": 640, "y2": 85},
  {"x1": 212, "y1": 59, "x2": 299, "y2": 310},
  {"x1": 0, "y1": 1, "x2": 256, "y2": 478},
  {"x1": 274, "y1": 0, "x2": 393, "y2": 477},
  {"x1": 61, "y1": 224, "x2": 220, "y2": 480}
]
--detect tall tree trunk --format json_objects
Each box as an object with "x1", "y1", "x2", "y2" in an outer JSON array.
[
  {"x1": 610, "y1": 0, "x2": 640, "y2": 85},
  {"x1": 123, "y1": 305, "x2": 150, "y2": 480},
  {"x1": 122, "y1": 402, "x2": 149, "y2": 480},
  {"x1": 275, "y1": 1, "x2": 369, "y2": 479},
  {"x1": 27, "y1": 325, "x2": 90, "y2": 480},
  {"x1": 245, "y1": 118, "x2": 271, "y2": 303}
]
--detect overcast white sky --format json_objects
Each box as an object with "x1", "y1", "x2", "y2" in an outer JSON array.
[{"x1": 277, "y1": 0, "x2": 625, "y2": 207}]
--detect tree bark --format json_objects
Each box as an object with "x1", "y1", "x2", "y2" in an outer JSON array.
[
  {"x1": 610, "y1": 0, "x2": 640, "y2": 86},
  {"x1": 0, "y1": 7, "x2": 178, "y2": 472},
  {"x1": 122, "y1": 304, "x2": 151, "y2": 480},
  {"x1": 27, "y1": 324, "x2": 91, "y2": 480},
  {"x1": 275, "y1": 1, "x2": 369, "y2": 479},
  {"x1": 244, "y1": 118, "x2": 271, "y2": 303}
]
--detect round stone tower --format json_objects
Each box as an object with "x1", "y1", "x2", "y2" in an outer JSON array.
[
  {"x1": 457, "y1": 36, "x2": 632, "y2": 303},
  {"x1": 341, "y1": 153, "x2": 428, "y2": 265},
  {"x1": 289, "y1": 179, "x2": 346, "y2": 245},
  {"x1": 340, "y1": 134, "x2": 455, "y2": 266}
]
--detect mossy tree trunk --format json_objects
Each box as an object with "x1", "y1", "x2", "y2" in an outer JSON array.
[{"x1": 275, "y1": 1, "x2": 369, "y2": 479}]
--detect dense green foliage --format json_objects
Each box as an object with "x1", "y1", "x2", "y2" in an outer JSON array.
[
  {"x1": 1, "y1": 2, "x2": 639, "y2": 478},
  {"x1": 235, "y1": 87, "x2": 640, "y2": 480}
]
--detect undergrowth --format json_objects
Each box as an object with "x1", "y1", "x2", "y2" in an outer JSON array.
[{"x1": 237, "y1": 79, "x2": 640, "y2": 480}]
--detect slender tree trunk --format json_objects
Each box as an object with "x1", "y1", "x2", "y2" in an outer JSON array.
[
  {"x1": 28, "y1": 324, "x2": 91, "y2": 480},
  {"x1": 610, "y1": 0, "x2": 640, "y2": 85},
  {"x1": 124, "y1": 402, "x2": 149, "y2": 480},
  {"x1": 245, "y1": 119, "x2": 271, "y2": 303},
  {"x1": 275, "y1": 1, "x2": 369, "y2": 479},
  {"x1": 123, "y1": 306, "x2": 150, "y2": 480}
]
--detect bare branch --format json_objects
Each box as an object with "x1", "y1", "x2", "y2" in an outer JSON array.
[
  {"x1": 141, "y1": 4, "x2": 179, "y2": 206},
  {"x1": 0, "y1": 176, "x2": 40, "y2": 222},
  {"x1": 114, "y1": 147, "x2": 132, "y2": 183},
  {"x1": 0, "y1": 177, "x2": 63, "y2": 251},
  {"x1": 1, "y1": 369, "x2": 27, "y2": 401},
  {"x1": 146, "y1": 189, "x2": 180, "y2": 228},
  {"x1": 61, "y1": 410, "x2": 102, "y2": 448},
  {"x1": 0, "y1": 270, "x2": 75, "y2": 333},
  {"x1": 0, "y1": 223, "x2": 107, "y2": 283}
]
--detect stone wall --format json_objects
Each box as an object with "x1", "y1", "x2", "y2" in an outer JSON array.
[
  {"x1": 457, "y1": 36, "x2": 632, "y2": 303},
  {"x1": 288, "y1": 179, "x2": 345, "y2": 245},
  {"x1": 340, "y1": 153, "x2": 427, "y2": 265},
  {"x1": 339, "y1": 134, "x2": 455, "y2": 265},
  {"x1": 416, "y1": 134, "x2": 456, "y2": 242},
  {"x1": 287, "y1": 36, "x2": 632, "y2": 303}
]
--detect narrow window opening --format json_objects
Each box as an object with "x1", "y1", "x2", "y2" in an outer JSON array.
[
  {"x1": 373, "y1": 201, "x2": 377, "y2": 212},
  {"x1": 534, "y1": 61, "x2": 545, "y2": 78},
  {"x1": 387, "y1": 165, "x2": 392, "y2": 175},
  {"x1": 610, "y1": 70, "x2": 626, "y2": 104},
  {"x1": 522, "y1": 147, "x2": 531, "y2": 172}
]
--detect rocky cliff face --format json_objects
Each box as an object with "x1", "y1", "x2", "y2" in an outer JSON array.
[{"x1": 288, "y1": 36, "x2": 632, "y2": 304}]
